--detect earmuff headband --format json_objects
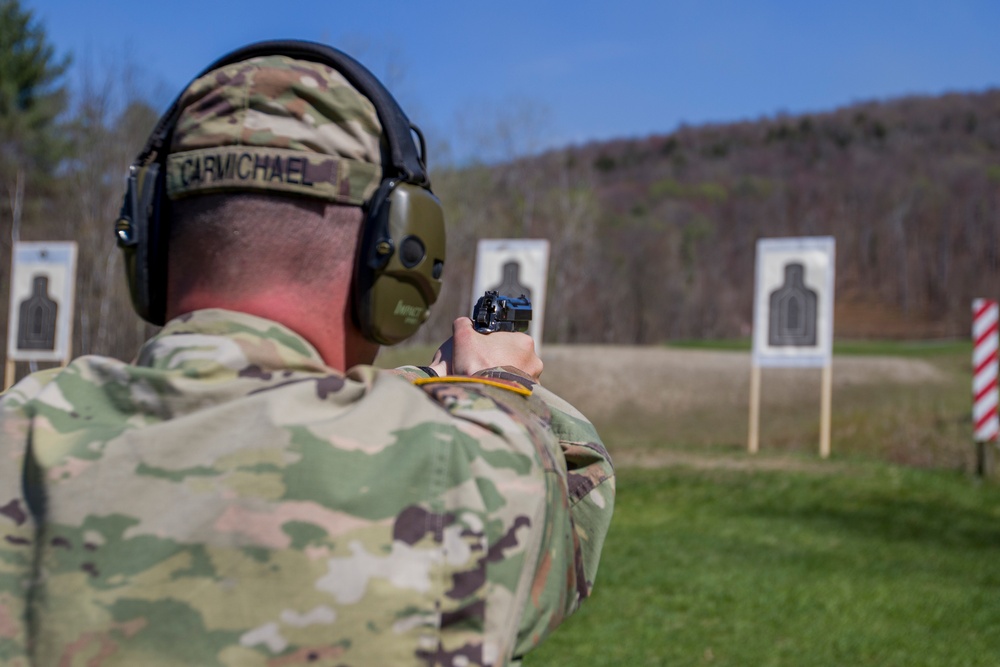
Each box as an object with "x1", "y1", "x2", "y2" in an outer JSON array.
[{"x1": 118, "y1": 39, "x2": 445, "y2": 342}]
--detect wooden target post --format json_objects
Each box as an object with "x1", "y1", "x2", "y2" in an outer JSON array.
[{"x1": 748, "y1": 237, "x2": 836, "y2": 458}]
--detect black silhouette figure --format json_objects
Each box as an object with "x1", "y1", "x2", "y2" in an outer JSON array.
[
  {"x1": 768, "y1": 262, "x2": 818, "y2": 346},
  {"x1": 489, "y1": 261, "x2": 532, "y2": 300},
  {"x1": 18, "y1": 274, "x2": 58, "y2": 351}
]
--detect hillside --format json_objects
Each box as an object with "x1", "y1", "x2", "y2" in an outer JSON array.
[
  {"x1": 428, "y1": 89, "x2": 1000, "y2": 344},
  {"x1": 3, "y1": 89, "x2": 999, "y2": 372}
]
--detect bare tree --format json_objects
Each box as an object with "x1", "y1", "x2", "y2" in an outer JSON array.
[{"x1": 57, "y1": 52, "x2": 162, "y2": 361}]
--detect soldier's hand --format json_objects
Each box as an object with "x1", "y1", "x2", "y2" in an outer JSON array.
[{"x1": 428, "y1": 317, "x2": 542, "y2": 380}]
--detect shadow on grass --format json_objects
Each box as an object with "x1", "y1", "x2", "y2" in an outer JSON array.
[{"x1": 623, "y1": 465, "x2": 1000, "y2": 551}]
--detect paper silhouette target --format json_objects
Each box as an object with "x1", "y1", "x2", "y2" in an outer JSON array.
[
  {"x1": 752, "y1": 237, "x2": 835, "y2": 368},
  {"x1": 472, "y1": 240, "x2": 550, "y2": 352},
  {"x1": 17, "y1": 274, "x2": 59, "y2": 351},
  {"x1": 7, "y1": 242, "x2": 78, "y2": 362},
  {"x1": 768, "y1": 263, "x2": 818, "y2": 347},
  {"x1": 489, "y1": 261, "x2": 533, "y2": 300}
]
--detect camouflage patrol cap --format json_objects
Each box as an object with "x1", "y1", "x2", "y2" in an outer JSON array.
[{"x1": 165, "y1": 55, "x2": 384, "y2": 206}]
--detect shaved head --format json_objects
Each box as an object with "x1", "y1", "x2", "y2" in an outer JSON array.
[{"x1": 166, "y1": 193, "x2": 364, "y2": 303}]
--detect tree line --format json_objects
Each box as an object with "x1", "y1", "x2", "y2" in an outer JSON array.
[
  {"x1": 0, "y1": 0, "x2": 161, "y2": 378},
  {"x1": 2, "y1": 0, "x2": 999, "y2": 380},
  {"x1": 425, "y1": 88, "x2": 1000, "y2": 345}
]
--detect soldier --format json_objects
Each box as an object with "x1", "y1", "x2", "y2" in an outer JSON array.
[{"x1": 0, "y1": 41, "x2": 614, "y2": 666}]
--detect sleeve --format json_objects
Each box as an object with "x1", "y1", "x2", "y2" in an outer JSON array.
[
  {"x1": 473, "y1": 368, "x2": 615, "y2": 660},
  {"x1": 532, "y1": 383, "x2": 615, "y2": 596},
  {"x1": 405, "y1": 362, "x2": 615, "y2": 662},
  {"x1": 0, "y1": 392, "x2": 38, "y2": 666}
]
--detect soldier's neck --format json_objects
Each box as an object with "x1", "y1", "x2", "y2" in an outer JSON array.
[{"x1": 166, "y1": 287, "x2": 378, "y2": 372}]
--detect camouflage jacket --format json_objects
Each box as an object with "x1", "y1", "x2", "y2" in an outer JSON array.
[{"x1": 0, "y1": 309, "x2": 614, "y2": 666}]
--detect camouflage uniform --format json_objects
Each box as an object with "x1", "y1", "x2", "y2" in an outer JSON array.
[
  {"x1": 165, "y1": 54, "x2": 388, "y2": 206},
  {"x1": 0, "y1": 49, "x2": 615, "y2": 665},
  {"x1": 0, "y1": 309, "x2": 614, "y2": 666}
]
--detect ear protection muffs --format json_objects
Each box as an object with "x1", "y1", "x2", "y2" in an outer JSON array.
[{"x1": 115, "y1": 39, "x2": 445, "y2": 345}]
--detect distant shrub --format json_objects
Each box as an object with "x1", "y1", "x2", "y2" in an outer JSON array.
[
  {"x1": 828, "y1": 127, "x2": 853, "y2": 148},
  {"x1": 734, "y1": 176, "x2": 775, "y2": 198},
  {"x1": 650, "y1": 178, "x2": 684, "y2": 198},
  {"x1": 650, "y1": 178, "x2": 728, "y2": 202},
  {"x1": 870, "y1": 120, "x2": 888, "y2": 140},
  {"x1": 694, "y1": 182, "x2": 728, "y2": 201},
  {"x1": 766, "y1": 124, "x2": 792, "y2": 143},
  {"x1": 706, "y1": 141, "x2": 730, "y2": 158},
  {"x1": 594, "y1": 154, "x2": 617, "y2": 172}
]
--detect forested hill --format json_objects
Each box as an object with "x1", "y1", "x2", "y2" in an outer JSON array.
[
  {"x1": 3, "y1": 85, "x2": 999, "y2": 369},
  {"x1": 2, "y1": 3, "x2": 996, "y2": 372},
  {"x1": 430, "y1": 88, "x2": 1000, "y2": 344}
]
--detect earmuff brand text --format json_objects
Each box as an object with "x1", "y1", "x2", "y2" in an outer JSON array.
[
  {"x1": 394, "y1": 300, "x2": 424, "y2": 322},
  {"x1": 176, "y1": 152, "x2": 315, "y2": 188}
]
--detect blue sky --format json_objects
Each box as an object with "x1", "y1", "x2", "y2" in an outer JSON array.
[{"x1": 31, "y1": 0, "x2": 1000, "y2": 164}]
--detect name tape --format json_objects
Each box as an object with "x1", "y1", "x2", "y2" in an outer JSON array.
[{"x1": 165, "y1": 147, "x2": 381, "y2": 205}]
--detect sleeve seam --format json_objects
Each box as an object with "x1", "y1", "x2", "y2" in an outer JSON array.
[{"x1": 568, "y1": 472, "x2": 615, "y2": 508}]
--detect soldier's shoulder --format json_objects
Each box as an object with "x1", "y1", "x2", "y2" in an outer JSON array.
[
  {"x1": 405, "y1": 373, "x2": 554, "y2": 450},
  {"x1": 1, "y1": 365, "x2": 62, "y2": 410},
  {"x1": 1, "y1": 354, "x2": 130, "y2": 415}
]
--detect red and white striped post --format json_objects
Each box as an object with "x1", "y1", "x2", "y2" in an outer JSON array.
[{"x1": 973, "y1": 299, "x2": 999, "y2": 475}]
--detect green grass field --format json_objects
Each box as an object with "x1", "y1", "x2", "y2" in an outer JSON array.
[
  {"x1": 528, "y1": 341, "x2": 997, "y2": 665},
  {"x1": 526, "y1": 463, "x2": 1000, "y2": 667}
]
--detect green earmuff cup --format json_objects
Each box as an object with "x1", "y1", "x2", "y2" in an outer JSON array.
[{"x1": 356, "y1": 181, "x2": 446, "y2": 346}]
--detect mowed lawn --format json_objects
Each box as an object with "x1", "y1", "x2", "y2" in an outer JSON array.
[{"x1": 526, "y1": 463, "x2": 1000, "y2": 667}]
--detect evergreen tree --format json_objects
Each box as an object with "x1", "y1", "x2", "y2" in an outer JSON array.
[{"x1": 0, "y1": 0, "x2": 70, "y2": 237}]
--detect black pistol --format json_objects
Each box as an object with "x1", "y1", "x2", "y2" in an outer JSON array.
[{"x1": 472, "y1": 290, "x2": 532, "y2": 333}]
